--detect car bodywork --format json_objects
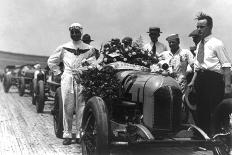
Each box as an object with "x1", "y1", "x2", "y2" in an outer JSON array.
[{"x1": 80, "y1": 62, "x2": 232, "y2": 155}]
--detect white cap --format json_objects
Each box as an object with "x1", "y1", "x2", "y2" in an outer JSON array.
[
  {"x1": 69, "y1": 23, "x2": 83, "y2": 33},
  {"x1": 34, "y1": 64, "x2": 41, "y2": 69}
]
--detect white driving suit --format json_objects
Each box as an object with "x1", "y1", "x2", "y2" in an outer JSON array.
[{"x1": 47, "y1": 40, "x2": 95, "y2": 138}]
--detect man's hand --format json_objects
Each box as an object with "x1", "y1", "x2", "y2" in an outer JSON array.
[{"x1": 187, "y1": 81, "x2": 196, "y2": 93}]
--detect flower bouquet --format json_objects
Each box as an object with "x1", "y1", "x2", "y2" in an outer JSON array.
[
  {"x1": 101, "y1": 38, "x2": 158, "y2": 68},
  {"x1": 80, "y1": 38, "x2": 160, "y2": 101}
]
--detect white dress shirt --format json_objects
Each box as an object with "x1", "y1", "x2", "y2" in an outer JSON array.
[
  {"x1": 143, "y1": 41, "x2": 168, "y2": 56},
  {"x1": 194, "y1": 35, "x2": 231, "y2": 74}
]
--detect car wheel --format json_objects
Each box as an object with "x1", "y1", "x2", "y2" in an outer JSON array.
[
  {"x1": 36, "y1": 80, "x2": 45, "y2": 113},
  {"x1": 3, "y1": 74, "x2": 11, "y2": 93},
  {"x1": 18, "y1": 77, "x2": 25, "y2": 96},
  {"x1": 32, "y1": 79, "x2": 37, "y2": 105},
  {"x1": 212, "y1": 98, "x2": 232, "y2": 155},
  {"x1": 53, "y1": 87, "x2": 63, "y2": 138},
  {"x1": 81, "y1": 97, "x2": 109, "y2": 155}
]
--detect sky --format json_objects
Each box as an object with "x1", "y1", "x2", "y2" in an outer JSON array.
[{"x1": 0, "y1": 0, "x2": 232, "y2": 60}]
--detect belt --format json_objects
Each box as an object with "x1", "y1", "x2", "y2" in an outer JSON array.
[{"x1": 63, "y1": 69, "x2": 81, "y2": 75}]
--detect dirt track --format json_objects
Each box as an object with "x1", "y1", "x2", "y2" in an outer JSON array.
[
  {"x1": 0, "y1": 84, "x2": 81, "y2": 155},
  {"x1": 0, "y1": 82, "x2": 214, "y2": 155}
]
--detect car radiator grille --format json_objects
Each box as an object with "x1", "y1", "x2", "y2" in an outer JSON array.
[{"x1": 153, "y1": 86, "x2": 182, "y2": 133}]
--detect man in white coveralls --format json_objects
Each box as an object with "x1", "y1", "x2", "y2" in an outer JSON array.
[{"x1": 47, "y1": 23, "x2": 95, "y2": 145}]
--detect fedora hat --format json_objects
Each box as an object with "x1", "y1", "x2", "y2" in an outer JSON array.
[{"x1": 147, "y1": 27, "x2": 162, "y2": 33}]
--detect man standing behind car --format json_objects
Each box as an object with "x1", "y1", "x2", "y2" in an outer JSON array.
[
  {"x1": 188, "y1": 29, "x2": 201, "y2": 56},
  {"x1": 160, "y1": 34, "x2": 194, "y2": 92},
  {"x1": 188, "y1": 12, "x2": 231, "y2": 136},
  {"x1": 82, "y1": 34, "x2": 94, "y2": 45},
  {"x1": 143, "y1": 27, "x2": 168, "y2": 58},
  {"x1": 47, "y1": 23, "x2": 95, "y2": 145}
]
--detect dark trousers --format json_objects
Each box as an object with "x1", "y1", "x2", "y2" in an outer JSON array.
[{"x1": 195, "y1": 70, "x2": 225, "y2": 136}]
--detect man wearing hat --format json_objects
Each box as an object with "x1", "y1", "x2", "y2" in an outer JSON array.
[
  {"x1": 143, "y1": 27, "x2": 168, "y2": 58},
  {"x1": 162, "y1": 34, "x2": 194, "y2": 92},
  {"x1": 48, "y1": 23, "x2": 96, "y2": 145},
  {"x1": 189, "y1": 29, "x2": 201, "y2": 56},
  {"x1": 82, "y1": 34, "x2": 94, "y2": 45},
  {"x1": 122, "y1": 36, "x2": 133, "y2": 48}
]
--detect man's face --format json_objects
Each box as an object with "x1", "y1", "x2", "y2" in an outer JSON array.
[
  {"x1": 197, "y1": 19, "x2": 211, "y2": 39},
  {"x1": 149, "y1": 32, "x2": 160, "y2": 43},
  {"x1": 168, "y1": 40, "x2": 179, "y2": 52},
  {"x1": 70, "y1": 29, "x2": 82, "y2": 41}
]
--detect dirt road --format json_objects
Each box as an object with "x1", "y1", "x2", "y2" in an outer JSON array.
[{"x1": 0, "y1": 84, "x2": 81, "y2": 155}]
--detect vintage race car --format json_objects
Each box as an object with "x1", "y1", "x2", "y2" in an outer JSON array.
[
  {"x1": 2, "y1": 65, "x2": 22, "y2": 92},
  {"x1": 17, "y1": 64, "x2": 37, "y2": 96},
  {"x1": 34, "y1": 63, "x2": 63, "y2": 114},
  {"x1": 79, "y1": 62, "x2": 232, "y2": 155},
  {"x1": 33, "y1": 67, "x2": 60, "y2": 113}
]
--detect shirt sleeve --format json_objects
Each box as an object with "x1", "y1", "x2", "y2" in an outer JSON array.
[
  {"x1": 215, "y1": 41, "x2": 231, "y2": 68},
  {"x1": 47, "y1": 46, "x2": 63, "y2": 75}
]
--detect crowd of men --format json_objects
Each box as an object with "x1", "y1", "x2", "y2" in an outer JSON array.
[{"x1": 47, "y1": 12, "x2": 231, "y2": 145}]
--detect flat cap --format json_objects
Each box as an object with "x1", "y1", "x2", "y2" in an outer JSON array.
[
  {"x1": 110, "y1": 38, "x2": 120, "y2": 43},
  {"x1": 188, "y1": 29, "x2": 199, "y2": 37},
  {"x1": 147, "y1": 27, "x2": 162, "y2": 33},
  {"x1": 82, "y1": 34, "x2": 94, "y2": 42},
  {"x1": 122, "y1": 37, "x2": 132, "y2": 43},
  {"x1": 166, "y1": 34, "x2": 179, "y2": 42}
]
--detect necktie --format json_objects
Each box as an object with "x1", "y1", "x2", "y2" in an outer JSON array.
[
  {"x1": 151, "y1": 43, "x2": 156, "y2": 56},
  {"x1": 197, "y1": 40, "x2": 204, "y2": 64}
]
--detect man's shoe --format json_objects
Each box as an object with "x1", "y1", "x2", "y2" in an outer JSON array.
[{"x1": 63, "y1": 138, "x2": 72, "y2": 145}]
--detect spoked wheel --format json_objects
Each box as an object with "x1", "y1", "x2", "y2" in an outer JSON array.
[
  {"x1": 212, "y1": 98, "x2": 232, "y2": 155},
  {"x1": 53, "y1": 87, "x2": 63, "y2": 138},
  {"x1": 81, "y1": 97, "x2": 109, "y2": 155},
  {"x1": 32, "y1": 79, "x2": 37, "y2": 105},
  {"x1": 18, "y1": 77, "x2": 25, "y2": 96},
  {"x1": 36, "y1": 80, "x2": 45, "y2": 113}
]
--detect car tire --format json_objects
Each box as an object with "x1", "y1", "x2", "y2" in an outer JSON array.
[
  {"x1": 18, "y1": 77, "x2": 25, "y2": 96},
  {"x1": 81, "y1": 97, "x2": 109, "y2": 155},
  {"x1": 53, "y1": 87, "x2": 63, "y2": 138},
  {"x1": 3, "y1": 74, "x2": 11, "y2": 93},
  {"x1": 212, "y1": 98, "x2": 232, "y2": 155},
  {"x1": 32, "y1": 79, "x2": 37, "y2": 105},
  {"x1": 36, "y1": 80, "x2": 45, "y2": 113}
]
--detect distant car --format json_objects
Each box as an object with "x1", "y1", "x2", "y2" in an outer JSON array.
[
  {"x1": 34, "y1": 63, "x2": 63, "y2": 114},
  {"x1": 2, "y1": 65, "x2": 19, "y2": 92},
  {"x1": 18, "y1": 64, "x2": 36, "y2": 96}
]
